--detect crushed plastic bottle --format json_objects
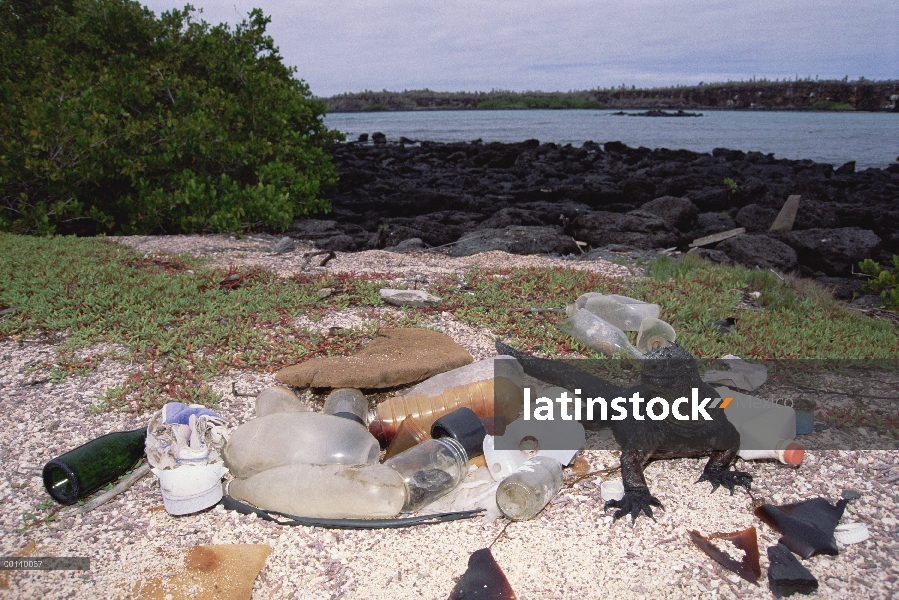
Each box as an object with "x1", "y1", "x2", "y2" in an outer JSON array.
[
  {"x1": 555, "y1": 308, "x2": 645, "y2": 358},
  {"x1": 224, "y1": 412, "x2": 380, "y2": 479},
  {"x1": 322, "y1": 388, "x2": 369, "y2": 425},
  {"x1": 384, "y1": 438, "x2": 468, "y2": 512},
  {"x1": 582, "y1": 294, "x2": 660, "y2": 331},
  {"x1": 227, "y1": 463, "x2": 406, "y2": 519},
  {"x1": 368, "y1": 356, "x2": 523, "y2": 443},
  {"x1": 635, "y1": 317, "x2": 677, "y2": 353},
  {"x1": 255, "y1": 386, "x2": 309, "y2": 418},
  {"x1": 495, "y1": 456, "x2": 563, "y2": 521}
]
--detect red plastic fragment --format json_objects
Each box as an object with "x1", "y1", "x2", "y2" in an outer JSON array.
[{"x1": 688, "y1": 526, "x2": 761, "y2": 584}]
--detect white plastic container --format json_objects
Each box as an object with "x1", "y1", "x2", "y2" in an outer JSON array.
[
  {"x1": 227, "y1": 463, "x2": 407, "y2": 519},
  {"x1": 152, "y1": 462, "x2": 229, "y2": 516},
  {"x1": 718, "y1": 387, "x2": 799, "y2": 457},
  {"x1": 483, "y1": 412, "x2": 585, "y2": 483},
  {"x1": 738, "y1": 439, "x2": 804, "y2": 466},
  {"x1": 224, "y1": 412, "x2": 380, "y2": 479}
]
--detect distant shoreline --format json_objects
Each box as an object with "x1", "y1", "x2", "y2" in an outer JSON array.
[{"x1": 319, "y1": 79, "x2": 899, "y2": 113}]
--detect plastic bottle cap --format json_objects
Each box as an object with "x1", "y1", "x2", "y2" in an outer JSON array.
[
  {"x1": 431, "y1": 407, "x2": 488, "y2": 458},
  {"x1": 780, "y1": 442, "x2": 805, "y2": 466},
  {"x1": 600, "y1": 480, "x2": 625, "y2": 502},
  {"x1": 834, "y1": 522, "x2": 869, "y2": 545}
]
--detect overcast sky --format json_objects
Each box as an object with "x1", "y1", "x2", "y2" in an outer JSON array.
[{"x1": 142, "y1": 0, "x2": 898, "y2": 97}]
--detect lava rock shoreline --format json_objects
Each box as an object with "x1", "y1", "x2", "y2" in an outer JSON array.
[{"x1": 289, "y1": 137, "x2": 899, "y2": 292}]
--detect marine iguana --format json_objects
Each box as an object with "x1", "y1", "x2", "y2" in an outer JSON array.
[{"x1": 496, "y1": 341, "x2": 752, "y2": 522}]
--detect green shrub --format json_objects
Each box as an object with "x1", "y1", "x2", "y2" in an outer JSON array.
[
  {"x1": 0, "y1": 0, "x2": 342, "y2": 235},
  {"x1": 859, "y1": 256, "x2": 899, "y2": 309},
  {"x1": 810, "y1": 100, "x2": 856, "y2": 111}
]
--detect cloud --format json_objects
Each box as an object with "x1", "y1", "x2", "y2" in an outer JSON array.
[{"x1": 142, "y1": 0, "x2": 898, "y2": 96}]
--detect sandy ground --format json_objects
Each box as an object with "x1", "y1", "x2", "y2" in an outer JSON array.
[{"x1": 0, "y1": 234, "x2": 896, "y2": 599}]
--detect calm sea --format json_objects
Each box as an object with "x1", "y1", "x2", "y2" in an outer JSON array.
[{"x1": 324, "y1": 110, "x2": 899, "y2": 170}]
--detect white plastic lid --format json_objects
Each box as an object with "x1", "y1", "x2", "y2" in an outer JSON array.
[
  {"x1": 600, "y1": 480, "x2": 625, "y2": 502},
  {"x1": 834, "y1": 522, "x2": 869, "y2": 545}
]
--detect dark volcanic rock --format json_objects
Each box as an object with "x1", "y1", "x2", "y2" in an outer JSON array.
[
  {"x1": 716, "y1": 234, "x2": 799, "y2": 272},
  {"x1": 450, "y1": 226, "x2": 578, "y2": 257},
  {"x1": 735, "y1": 204, "x2": 779, "y2": 232},
  {"x1": 777, "y1": 227, "x2": 882, "y2": 275},
  {"x1": 571, "y1": 211, "x2": 680, "y2": 250},
  {"x1": 691, "y1": 248, "x2": 733, "y2": 265},
  {"x1": 815, "y1": 276, "x2": 866, "y2": 301},
  {"x1": 638, "y1": 196, "x2": 698, "y2": 231},
  {"x1": 694, "y1": 212, "x2": 737, "y2": 237}
]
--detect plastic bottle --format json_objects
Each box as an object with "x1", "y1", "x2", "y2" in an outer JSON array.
[
  {"x1": 368, "y1": 357, "x2": 524, "y2": 443},
  {"x1": 227, "y1": 463, "x2": 407, "y2": 519},
  {"x1": 322, "y1": 388, "x2": 369, "y2": 425},
  {"x1": 495, "y1": 456, "x2": 563, "y2": 521},
  {"x1": 555, "y1": 309, "x2": 645, "y2": 358},
  {"x1": 223, "y1": 412, "x2": 380, "y2": 479},
  {"x1": 255, "y1": 386, "x2": 309, "y2": 418},
  {"x1": 43, "y1": 427, "x2": 147, "y2": 505},
  {"x1": 384, "y1": 438, "x2": 469, "y2": 512},
  {"x1": 635, "y1": 317, "x2": 677, "y2": 354},
  {"x1": 738, "y1": 440, "x2": 805, "y2": 466},
  {"x1": 583, "y1": 294, "x2": 660, "y2": 331},
  {"x1": 384, "y1": 415, "x2": 431, "y2": 460}
]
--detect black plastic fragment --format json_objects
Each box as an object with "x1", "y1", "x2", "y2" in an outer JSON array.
[
  {"x1": 767, "y1": 543, "x2": 818, "y2": 597},
  {"x1": 755, "y1": 497, "x2": 849, "y2": 559}
]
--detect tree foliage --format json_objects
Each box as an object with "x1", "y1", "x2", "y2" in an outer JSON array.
[{"x1": 0, "y1": 0, "x2": 341, "y2": 234}]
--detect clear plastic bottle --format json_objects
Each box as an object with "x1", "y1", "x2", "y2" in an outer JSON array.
[
  {"x1": 384, "y1": 438, "x2": 469, "y2": 512},
  {"x1": 255, "y1": 386, "x2": 309, "y2": 418},
  {"x1": 227, "y1": 463, "x2": 407, "y2": 519},
  {"x1": 322, "y1": 388, "x2": 369, "y2": 425},
  {"x1": 635, "y1": 317, "x2": 677, "y2": 354},
  {"x1": 555, "y1": 309, "x2": 645, "y2": 358},
  {"x1": 495, "y1": 456, "x2": 563, "y2": 521},
  {"x1": 368, "y1": 357, "x2": 523, "y2": 443},
  {"x1": 223, "y1": 412, "x2": 380, "y2": 479},
  {"x1": 583, "y1": 294, "x2": 660, "y2": 331},
  {"x1": 384, "y1": 415, "x2": 431, "y2": 460}
]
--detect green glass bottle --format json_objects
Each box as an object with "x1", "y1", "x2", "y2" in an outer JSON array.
[{"x1": 42, "y1": 427, "x2": 147, "y2": 505}]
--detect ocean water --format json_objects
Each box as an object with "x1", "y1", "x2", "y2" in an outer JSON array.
[{"x1": 324, "y1": 109, "x2": 899, "y2": 170}]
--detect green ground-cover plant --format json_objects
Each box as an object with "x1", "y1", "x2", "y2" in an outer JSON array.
[
  {"x1": 859, "y1": 256, "x2": 899, "y2": 309},
  {"x1": 477, "y1": 96, "x2": 603, "y2": 110},
  {"x1": 810, "y1": 100, "x2": 856, "y2": 111},
  {"x1": 0, "y1": 0, "x2": 340, "y2": 235},
  {"x1": 2, "y1": 234, "x2": 897, "y2": 415}
]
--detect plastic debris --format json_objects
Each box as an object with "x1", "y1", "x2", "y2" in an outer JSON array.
[
  {"x1": 766, "y1": 543, "x2": 818, "y2": 597},
  {"x1": 384, "y1": 438, "x2": 469, "y2": 512},
  {"x1": 702, "y1": 355, "x2": 768, "y2": 391},
  {"x1": 146, "y1": 404, "x2": 228, "y2": 470},
  {"x1": 496, "y1": 456, "x2": 563, "y2": 521},
  {"x1": 255, "y1": 386, "x2": 309, "y2": 417},
  {"x1": 555, "y1": 308, "x2": 645, "y2": 358},
  {"x1": 755, "y1": 497, "x2": 849, "y2": 559},
  {"x1": 834, "y1": 522, "x2": 869, "y2": 545},
  {"x1": 323, "y1": 388, "x2": 369, "y2": 425},
  {"x1": 448, "y1": 548, "x2": 518, "y2": 600},
  {"x1": 688, "y1": 526, "x2": 761, "y2": 584}
]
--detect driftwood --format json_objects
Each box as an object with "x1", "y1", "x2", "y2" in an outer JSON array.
[
  {"x1": 70, "y1": 463, "x2": 151, "y2": 516},
  {"x1": 689, "y1": 227, "x2": 746, "y2": 248}
]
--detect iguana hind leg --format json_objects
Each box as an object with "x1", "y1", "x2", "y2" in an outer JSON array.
[
  {"x1": 605, "y1": 448, "x2": 664, "y2": 522},
  {"x1": 697, "y1": 449, "x2": 753, "y2": 495}
]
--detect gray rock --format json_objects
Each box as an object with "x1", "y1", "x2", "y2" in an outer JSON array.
[
  {"x1": 385, "y1": 238, "x2": 426, "y2": 253},
  {"x1": 735, "y1": 203, "x2": 779, "y2": 232},
  {"x1": 379, "y1": 288, "x2": 442, "y2": 308},
  {"x1": 638, "y1": 196, "x2": 698, "y2": 231},
  {"x1": 777, "y1": 227, "x2": 882, "y2": 275},
  {"x1": 272, "y1": 236, "x2": 295, "y2": 255},
  {"x1": 717, "y1": 234, "x2": 799, "y2": 272},
  {"x1": 450, "y1": 226, "x2": 578, "y2": 257}
]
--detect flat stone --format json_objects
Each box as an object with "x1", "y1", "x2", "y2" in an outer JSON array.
[
  {"x1": 272, "y1": 236, "x2": 295, "y2": 254},
  {"x1": 275, "y1": 328, "x2": 473, "y2": 389},
  {"x1": 380, "y1": 288, "x2": 442, "y2": 308}
]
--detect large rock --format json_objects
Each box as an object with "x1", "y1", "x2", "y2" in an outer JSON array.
[
  {"x1": 379, "y1": 288, "x2": 441, "y2": 308},
  {"x1": 716, "y1": 234, "x2": 798, "y2": 272},
  {"x1": 450, "y1": 226, "x2": 578, "y2": 257},
  {"x1": 571, "y1": 211, "x2": 680, "y2": 250},
  {"x1": 276, "y1": 328, "x2": 473, "y2": 389},
  {"x1": 735, "y1": 204, "x2": 779, "y2": 232},
  {"x1": 638, "y1": 196, "x2": 698, "y2": 231},
  {"x1": 778, "y1": 228, "x2": 882, "y2": 275}
]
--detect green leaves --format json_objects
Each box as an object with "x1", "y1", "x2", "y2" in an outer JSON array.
[{"x1": 0, "y1": 0, "x2": 341, "y2": 235}]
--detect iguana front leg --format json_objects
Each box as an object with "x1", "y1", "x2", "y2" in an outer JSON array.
[
  {"x1": 697, "y1": 448, "x2": 753, "y2": 494},
  {"x1": 605, "y1": 448, "x2": 664, "y2": 522}
]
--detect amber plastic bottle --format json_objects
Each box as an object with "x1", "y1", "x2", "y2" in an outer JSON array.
[{"x1": 368, "y1": 357, "x2": 523, "y2": 443}]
